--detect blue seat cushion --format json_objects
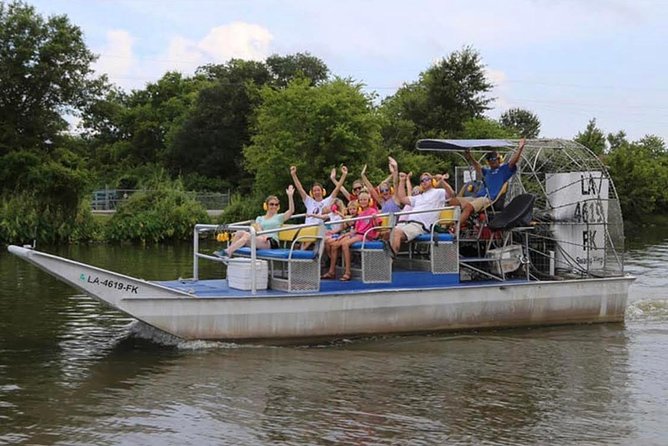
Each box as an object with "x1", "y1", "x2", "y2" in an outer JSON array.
[
  {"x1": 235, "y1": 247, "x2": 317, "y2": 260},
  {"x1": 350, "y1": 241, "x2": 385, "y2": 250},
  {"x1": 414, "y1": 233, "x2": 455, "y2": 242}
]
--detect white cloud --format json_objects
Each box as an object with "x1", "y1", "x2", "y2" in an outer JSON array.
[
  {"x1": 486, "y1": 68, "x2": 510, "y2": 113},
  {"x1": 165, "y1": 22, "x2": 273, "y2": 75},
  {"x1": 94, "y1": 29, "x2": 135, "y2": 81},
  {"x1": 93, "y1": 22, "x2": 273, "y2": 90}
]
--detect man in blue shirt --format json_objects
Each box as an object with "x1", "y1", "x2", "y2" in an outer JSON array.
[{"x1": 452, "y1": 138, "x2": 526, "y2": 227}]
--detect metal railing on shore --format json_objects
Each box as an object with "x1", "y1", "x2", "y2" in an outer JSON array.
[{"x1": 91, "y1": 188, "x2": 231, "y2": 211}]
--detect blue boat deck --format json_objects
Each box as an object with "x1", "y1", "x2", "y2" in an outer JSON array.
[{"x1": 155, "y1": 269, "x2": 523, "y2": 298}]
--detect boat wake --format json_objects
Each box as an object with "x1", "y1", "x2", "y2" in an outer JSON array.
[
  {"x1": 125, "y1": 320, "x2": 266, "y2": 350},
  {"x1": 626, "y1": 298, "x2": 668, "y2": 322}
]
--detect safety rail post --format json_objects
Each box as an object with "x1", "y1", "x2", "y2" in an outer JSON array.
[
  {"x1": 193, "y1": 225, "x2": 201, "y2": 280},
  {"x1": 250, "y1": 225, "x2": 257, "y2": 295}
]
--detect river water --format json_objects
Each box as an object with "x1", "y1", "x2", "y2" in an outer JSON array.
[{"x1": 1, "y1": 230, "x2": 667, "y2": 445}]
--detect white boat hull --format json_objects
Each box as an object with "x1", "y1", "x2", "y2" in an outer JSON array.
[{"x1": 9, "y1": 245, "x2": 633, "y2": 343}]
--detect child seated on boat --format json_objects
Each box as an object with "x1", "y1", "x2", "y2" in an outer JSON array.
[
  {"x1": 308, "y1": 199, "x2": 347, "y2": 267},
  {"x1": 218, "y1": 186, "x2": 295, "y2": 258},
  {"x1": 322, "y1": 190, "x2": 380, "y2": 281},
  {"x1": 324, "y1": 199, "x2": 346, "y2": 238}
]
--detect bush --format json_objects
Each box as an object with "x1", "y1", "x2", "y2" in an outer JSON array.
[
  {"x1": 217, "y1": 192, "x2": 263, "y2": 224},
  {"x1": 105, "y1": 188, "x2": 210, "y2": 242},
  {"x1": 0, "y1": 192, "x2": 102, "y2": 244}
]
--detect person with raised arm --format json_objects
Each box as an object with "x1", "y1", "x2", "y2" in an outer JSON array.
[
  {"x1": 390, "y1": 170, "x2": 454, "y2": 256},
  {"x1": 218, "y1": 185, "x2": 296, "y2": 258},
  {"x1": 330, "y1": 168, "x2": 365, "y2": 202},
  {"x1": 360, "y1": 157, "x2": 402, "y2": 214},
  {"x1": 450, "y1": 138, "x2": 526, "y2": 227},
  {"x1": 291, "y1": 165, "x2": 347, "y2": 227}
]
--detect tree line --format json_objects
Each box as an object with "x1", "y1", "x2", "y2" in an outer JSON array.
[{"x1": 0, "y1": 1, "x2": 665, "y2": 244}]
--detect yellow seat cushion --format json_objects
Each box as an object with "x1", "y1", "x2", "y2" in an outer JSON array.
[
  {"x1": 439, "y1": 208, "x2": 456, "y2": 223},
  {"x1": 278, "y1": 224, "x2": 319, "y2": 243}
]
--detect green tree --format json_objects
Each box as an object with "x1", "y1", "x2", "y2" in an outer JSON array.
[
  {"x1": 165, "y1": 54, "x2": 331, "y2": 191},
  {"x1": 165, "y1": 60, "x2": 270, "y2": 188},
  {"x1": 244, "y1": 78, "x2": 383, "y2": 204},
  {"x1": 462, "y1": 117, "x2": 515, "y2": 139},
  {"x1": 0, "y1": 1, "x2": 104, "y2": 243},
  {"x1": 380, "y1": 46, "x2": 494, "y2": 149},
  {"x1": 499, "y1": 108, "x2": 541, "y2": 138},
  {"x1": 0, "y1": 1, "x2": 105, "y2": 154},
  {"x1": 604, "y1": 134, "x2": 667, "y2": 221},
  {"x1": 607, "y1": 130, "x2": 629, "y2": 153},
  {"x1": 574, "y1": 118, "x2": 606, "y2": 155},
  {"x1": 266, "y1": 52, "x2": 329, "y2": 87}
]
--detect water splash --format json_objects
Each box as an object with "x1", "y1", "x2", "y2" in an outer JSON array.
[{"x1": 626, "y1": 298, "x2": 668, "y2": 322}]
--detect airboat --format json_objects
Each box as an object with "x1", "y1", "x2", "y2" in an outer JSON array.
[{"x1": 8, "y1": 139, "x2": 634, "y2": 343}]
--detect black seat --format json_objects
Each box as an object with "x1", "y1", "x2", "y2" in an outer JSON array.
[{"x1": 488, "y1": 194, "x2": 535, "y2": 231}]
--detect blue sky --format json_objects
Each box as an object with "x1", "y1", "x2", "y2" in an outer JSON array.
[{"x1": 29, "y1": 0, "x2": 668, "y2": 142}]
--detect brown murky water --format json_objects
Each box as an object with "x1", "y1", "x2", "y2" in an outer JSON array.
[{"x1": 1, "y1": 232, "x2": 667, "y2": 445}]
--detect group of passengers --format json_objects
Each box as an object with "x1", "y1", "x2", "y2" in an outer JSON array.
[{"x1": 220, "y1": 139, "x2": 527, "y2": 280}]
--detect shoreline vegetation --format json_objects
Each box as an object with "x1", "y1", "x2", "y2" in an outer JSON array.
[{"x1": 1, "y1": 1, "x2": 666, "y2": 245}]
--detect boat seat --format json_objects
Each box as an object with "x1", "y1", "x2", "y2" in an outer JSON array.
[
  {"x1": 347, "y1": 218, "x2": 394, "y2": 284},
  {"x1": 409, "y1": 208, "x2": 459, "y2": 274},
  {"x1": 414, "y1": 233, "x2": 455, "y2": 243},
  {"x1": 350, "y1": 241, "x2": 384, "y2": 250},
  {"x1": 233, "y1": 223, "x2": 325, "y2": 292},
  {"x1": 488, "y1": 193, "x2": 535, "y2": 231},
  {"x1": 460, "y1": 194, "x2": 536, "y2": 281},
  {"x1": 235, "y1": 247, "x2": 317, "y2": 260},
  {"x1": 277, "y1": 224, "x2": 320, "y2": 245}
]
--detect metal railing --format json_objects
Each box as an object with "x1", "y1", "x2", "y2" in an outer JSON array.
[{"x1": 91, "y1": 188, "x2": 231, "y2": 211}]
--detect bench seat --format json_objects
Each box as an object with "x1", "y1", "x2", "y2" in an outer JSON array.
[
  {"x1": 350, "y1": 241, "x2": 385, "y2": 250},
  {"x1": 347, "y1": 238, "x2": 392, "y2": 284},
  {"x1": 229, "y1": 223, "x2": 325, "y2": 292},
  {"x1": 413, "y1": 233, "x2": 455, "y2": 243},
  {"x1": 235, "y1": 247, "x2": 317, "y2": 260}
]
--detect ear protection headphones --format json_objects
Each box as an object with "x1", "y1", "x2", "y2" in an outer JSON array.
[
  {"x1": 419, "y1": 178, "x2": 438, "y2": 191},
  {"x1": 263, "y1": 196, "x2": 279, "y2": 211},
  {"x1": 309, "y1": 186, "x2": 327, "y2": 198},
  {"x1": 378, "y1": 185, "x2": 394, "y2": 195},
  {"x1": 357, "y1": 195, "x2": 375, "y2": 213}
]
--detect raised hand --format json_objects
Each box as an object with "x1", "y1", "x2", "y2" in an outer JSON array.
[
  {"x1": 330, "y1": 167, "x2": 337, "y2": 181},
  {"x1": 361, "y1": 164, "x2": 367, "y2": 177},
  {"x1": 290, "y1": 165, "x2": 297, "y2": 175},
  {"x1": 399, "y1": 172, "x2": 407, "y2": 181},
  {"x1": 341, "y1": 165, "x2": 348, "y2": 175},
  {"x1": 286, "y1": 185, "x2": 295, "y2": 195}
]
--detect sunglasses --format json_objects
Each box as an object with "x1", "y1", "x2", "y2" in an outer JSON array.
[
  {"x1": 487, "y1": 157, "x2": 498, "y2": 162},
  {"x1": 380, "y1": 188, "x2": 390, "y2": 192},
  {"x1": 420, "y1": 177, "x2": 432, "y2": 183},
  {"x1": 268, "y1": 202, "x2": 280, "y2": 207},
  {"x1": 353, "y1": 186, "x2": 362, "y2": 191}
]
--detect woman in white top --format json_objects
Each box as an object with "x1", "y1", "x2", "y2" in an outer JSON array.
[{"x1": 290, "y1": 165, "x2": 347, "y2": 226}]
